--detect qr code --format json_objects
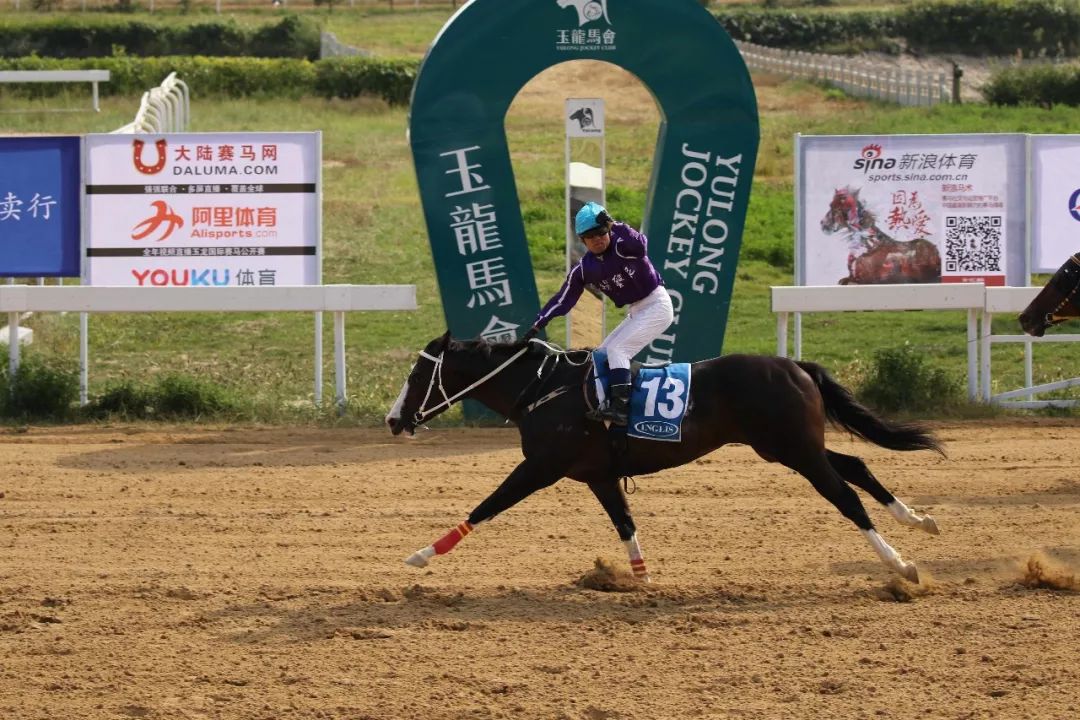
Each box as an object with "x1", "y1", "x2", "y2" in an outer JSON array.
[{"x1": 944, "y1": 215, "x2": 1003, "y2": 272}]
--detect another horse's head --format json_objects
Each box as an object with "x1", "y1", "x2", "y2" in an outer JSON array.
[
  {"x1": 821, "y1": 186, "x2": 866, "y2": 235},
  {"x1": 385, "y1": 332, "x2": 534, "y2": 436},
  {"x1": 1019, "y1": 254, "x2": 1080, "y2": 337}
]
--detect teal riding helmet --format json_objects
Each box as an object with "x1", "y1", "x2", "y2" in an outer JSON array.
[{"x1": 575, "y1": 201, "x2": 609, "y2": 236}]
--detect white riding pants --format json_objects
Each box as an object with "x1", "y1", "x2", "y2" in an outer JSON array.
[{"x1": 599, "y1": 286, "x2": 674, "y2": 370}]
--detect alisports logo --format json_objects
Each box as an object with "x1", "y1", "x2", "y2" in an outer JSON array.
[
  {"x1": 133, "y1": 138, "x2": 167, "y2": 175},
  {"x1": 132, "y1": 200, "x2": 184, "y2": 242},
  {"x1": 853, "y1": 143, "x2": 896, "y2": 173},
  {"x1": 557, "y1": 0, "x2": 610, "y2": 27},
  {"x1": 1069, "y1": 188, "x2": 1080, "y2": 222}
]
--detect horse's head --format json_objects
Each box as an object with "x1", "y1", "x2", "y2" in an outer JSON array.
[
  {"x1": 1019, "y1": 254, "x2": 1080, "y2": 337},
  {"x1": 385, "y1": 331, "x2": 452, "y2": 436},
  {"x1": 386, "y1": 332, "x2": 535, "y2": 435},
  {"x1": 821, "y1": 187, "x2": 863, "y2": 235}
]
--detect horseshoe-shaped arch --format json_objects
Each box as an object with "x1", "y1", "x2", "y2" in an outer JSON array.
[{"x1": 410, "y1": 0, "x2": 758, "y2": 370}]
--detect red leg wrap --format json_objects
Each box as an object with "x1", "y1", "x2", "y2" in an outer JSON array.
[{"x1": 432, "y1": 521, "x2": 473, "y2": 555}]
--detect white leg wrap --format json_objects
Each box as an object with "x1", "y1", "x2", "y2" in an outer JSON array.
[
  {"x1": 887, "y1": 500, "x2": 940, "y2": 535},
  {"x1": 860, "y1": 528, "x2": 919, "y2": 583},
  {"x1": 623, "y1": 534, "x2": 651, "y2": 582},
  {"x1": 405, "y1": 545, "x2": 436, "y2": 568}
]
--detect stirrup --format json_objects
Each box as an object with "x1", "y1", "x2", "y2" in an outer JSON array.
[{"x1": 585, "y1": 403, "x2": 606, "y2": 422}]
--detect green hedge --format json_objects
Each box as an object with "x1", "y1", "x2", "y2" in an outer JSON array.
[
  {"x1": 902, "y1": 0, "x2": 1080, "y2": 57},
  {"x1": 982, "y1": 63, "x2": 1080, "y2": 106},
  {"x1": 314, "y1": 56, "x2": 418, "y2": 106},
  {"x1": 0, "y1": 14, "x2": 320, "y2": 60},
  {"x1": 713, "y1": 9, "x2": 901, "y2": 53},
  {"x1": 0, "y1": 55, "x2": 419, "y2": 105},
  {"x1": 713, "y1": 1, "x2": 1080, "y2": 57}
]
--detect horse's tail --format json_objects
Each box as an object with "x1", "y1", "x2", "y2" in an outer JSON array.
[{"x1": 795, "y1": 361, "x2": 945, "y2": 456}]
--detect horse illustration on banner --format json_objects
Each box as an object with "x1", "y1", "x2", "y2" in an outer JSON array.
[
  {"x1": 820, "y1": 186, "x2": 941, "y2": 285},
  {"x1": 557, "y1": 0, "x2": 610, "y2": 26}
]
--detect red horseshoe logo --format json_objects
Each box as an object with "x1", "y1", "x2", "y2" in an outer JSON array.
[{"x1": 133, "y1": 138, "x2": 167, "y2": 175}]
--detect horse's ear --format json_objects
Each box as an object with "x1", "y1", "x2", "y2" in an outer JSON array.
[{"x1": 439, "y1": 330, "x2": 452, "y2": 347}]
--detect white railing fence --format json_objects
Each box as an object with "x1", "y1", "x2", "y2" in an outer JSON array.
[
  {"x1": 2, "y1": 285, "x2": 418, "y2": 408},
  {"x1": 772, "y1": 284, "x2": 984, "y2": 400},
  {"x1": 111, "y1": 72, "x2": 189, "y2": 134},
  {"x1": 321, "y1": 32, "x2": 370, "y2": 59},
  {"x1": 981, "y1": 287, "x2": 1080, "y2": 408},
  {"x1": 736, "y1": 40, "x2": 952, "y2": 107},
  {"x1": 773, "y1": 284, "x2": 1080, "y2": 408}
]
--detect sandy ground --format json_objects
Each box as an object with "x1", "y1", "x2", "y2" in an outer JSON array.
[{"x1": 0, "y1": 420, "x2": 1078, "y2": 719}]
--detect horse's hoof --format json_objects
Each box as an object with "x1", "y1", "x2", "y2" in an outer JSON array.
[
  {"x1": 900, "y1": 562, "x2": 919, "y2": 584},
  {"x1": 920, "y1": 515, "x2": 940, "y2": 536},
  {"x1": 404, "y1": 551, "x2": 429, "y2": 568}
]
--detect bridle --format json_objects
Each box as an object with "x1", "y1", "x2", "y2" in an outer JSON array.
[
  {"x1": 1043, "y1": 253, "x2": 1080, "y2": 328},
  {"x1": 410, "y1": 345, "x2": 530, "y2": 425}
]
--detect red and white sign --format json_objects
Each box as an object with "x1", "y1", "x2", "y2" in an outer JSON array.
[
  {"x1": 797, "y1": 134, "x2": 1027, "y2": 287},
  {"x1": 83, "y1": 132, "x2": 321, "y2": 286}
]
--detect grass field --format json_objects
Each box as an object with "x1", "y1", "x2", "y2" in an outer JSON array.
[{"x1": 2, "y1": 7, "x2": 1080, "y2": 423}]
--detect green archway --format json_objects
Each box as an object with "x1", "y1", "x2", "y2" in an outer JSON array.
[{"x1": 410, "y1": 0, "x2": 759, "y2": 366}]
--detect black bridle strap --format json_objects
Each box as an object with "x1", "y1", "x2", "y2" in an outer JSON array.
[{"x1": 1046, "y1": 253, "x2": 1080, "y2": 324}]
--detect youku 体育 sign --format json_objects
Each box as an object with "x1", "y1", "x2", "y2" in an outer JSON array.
[
  {"x1": 84, "y1": 132, "x2": 321, "y2": 287},
  {"x1": 410, "y1": 0, "x2": 759, "y2": 395}
]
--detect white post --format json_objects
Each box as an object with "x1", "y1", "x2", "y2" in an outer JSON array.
[
  {"x1": 794, "y1": 311, "x2": 803, "y2": 360},
  {"x1": 1024, "y1": 339, "x2": 1034, "y2": 401},
  {"x1": 564, "y1": 97, "x2": 606, "y2": 348},
  {"x1": 777, "y1": 312, "x2": 789, "y2": 357},
  {"x1": 334, "y1": 311, "x2": 346, "y2": 410},
  {"x1": 314, "y1": 312, "x2": 323, "y2": 405},
  {"x1": 967, "y1": 308, "x2": 978, "y2": 401},
  {"x1": 92, "y1": 80, "x2": 100, "y2": 112},
  {"x1": 80, "y1": 312, "x2": 89, "y2": 406},
  {"x1": 6, "y1": 312, "x2": 18, "y2": 378},
  {"x1": 980, "y1": 311, "x2": 992, "y2": 402}
]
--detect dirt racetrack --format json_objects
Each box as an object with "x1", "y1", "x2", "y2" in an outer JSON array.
[{"x1": 1, "y1": 420, "x2": 1078, "y2": 720}]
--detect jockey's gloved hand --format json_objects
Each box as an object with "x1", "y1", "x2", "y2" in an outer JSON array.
[{"x1": 523, "y1": 325, "x2": 540, "y2": 341}]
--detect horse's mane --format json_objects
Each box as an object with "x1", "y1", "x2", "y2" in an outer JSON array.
[
  {"x1": 447, "y1": 336, "x2": 592, "y2": 361},
  {"x1": 447, "y1": 336, "x2": 535, "y2": 360}
]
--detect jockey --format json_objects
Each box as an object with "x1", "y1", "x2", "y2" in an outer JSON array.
[{"x1": 525, "y1": 202, "x2": 674, "y2": 429}]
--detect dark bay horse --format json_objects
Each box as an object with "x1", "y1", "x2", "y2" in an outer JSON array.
[
  {"x1": 1019, "y1": 253, "x2": 1080, "y2": 336},
  {"x1": 821, "y1": 186, "x2": 941, "y2": 285},
  {"x1": 386, "y1": 333, "x2": 945, "y2": 583}
]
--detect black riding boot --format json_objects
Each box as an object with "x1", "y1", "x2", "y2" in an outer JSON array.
[
  {"x1": 606, "y1": 373, "x2": 631, "y2": 473},
  {"x1": 607, "y1": 380, "x2": 631, "y2": 427}
]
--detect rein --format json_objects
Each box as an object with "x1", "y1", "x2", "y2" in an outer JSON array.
[
  {"x1": 1045, "y1": 253, "x2": 1080, "y2": 325},
  {"x1": 512, "y1": 343, "x2": 592, "y2": 418}
]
